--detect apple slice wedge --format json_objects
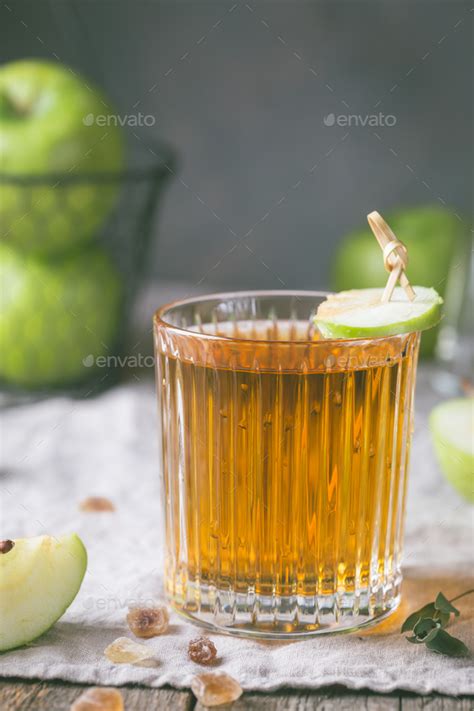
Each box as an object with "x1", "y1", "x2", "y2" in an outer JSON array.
[
  {"x1": 314, "y1": 286, "x2": 443, "y2": 339},
  {"x1": 0, "y1": 533, "x2": 87, "y2": 652},
  {"x1": 430, "y1": 398, "x2": 474, "y2": 503}
]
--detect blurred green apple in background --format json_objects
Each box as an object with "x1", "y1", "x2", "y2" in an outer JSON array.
[
  {"x1": 0, "y1": 59, "x2": 124, "y2": 256},
  {"x1": 332, "y1": 206, "x2": 467, "y2": 357},
  {"x1": 0, "y1": 243, "x2": 123, "y2": 389},
  {"x1": 430, "y1": 398, "x2": 474, "y2": 503}
]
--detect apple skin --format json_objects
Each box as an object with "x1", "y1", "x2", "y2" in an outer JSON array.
[
  {"x1": 332, "y1": 206, "x2": 467, "y2": 358},
  {"x1": 0, "y1": 243, "x2": 123, "y2": 389},
  {"x1": 314, "y1": 286, "x2": 442, "y2": 339},
  {"x1": 0, "y1": 59, "x2": 124, "y2": 256},
  {"x1": 430, "y1": 398, "x2": 474, "y2": 503},
  {"x1": 0, "y1": 533, "x2": 87, "y2": 652}
]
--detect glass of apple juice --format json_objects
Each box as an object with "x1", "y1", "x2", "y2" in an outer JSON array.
[{"x1": 153, "y1": 290, "x2": 420, "y2": 638}]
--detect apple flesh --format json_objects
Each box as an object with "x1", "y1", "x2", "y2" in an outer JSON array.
[
  {"x1": 430, "y1": 398, "x2": 474, "y2": 503},
  {"x1": 314, "y1": 286, "x2": 442, "y2": 339},
  {"x1": 332, "y1": 206, "x2": 468, "y2": 357},
  {"x1": 0, "y1": 59, "x2": 124, "y2": 256},
  {"x1": 0, "y1": 533, "x2": 87, "y2": 652},
  {"x1": 0, "y1": 243, "x2": 123, "y2": 389}
]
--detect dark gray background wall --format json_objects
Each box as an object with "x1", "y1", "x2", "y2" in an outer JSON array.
[{"x1": 2, "y1": 1, "x2": 472, "y2": 291}]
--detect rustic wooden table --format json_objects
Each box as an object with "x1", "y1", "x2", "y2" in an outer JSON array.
[{"x1": 0, "y1": 680, "x2": 472, "y2": 710}]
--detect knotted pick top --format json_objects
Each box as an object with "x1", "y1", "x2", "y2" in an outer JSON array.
[{"x1": 367, "y1": 210, "x2": 416, "y2": 303}]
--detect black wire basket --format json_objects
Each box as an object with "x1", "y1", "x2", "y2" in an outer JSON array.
[{"x1": 0, "y1": 141, "x2": 175, "y2": 400}]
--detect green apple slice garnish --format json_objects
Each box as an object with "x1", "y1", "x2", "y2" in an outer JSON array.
[
  {"x1": 430, "y1": 398, "x2": 474, "y2": 503},
  {"x1": 0, "y1": 533, "x2": 87, "y2": 652},
  {"x1": 314, "y1": 286, "x2": 443, "y2": 338}
]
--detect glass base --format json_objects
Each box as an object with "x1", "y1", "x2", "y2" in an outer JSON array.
[{"x1": 169, "y1": 578, "x2": 401, "y2": 639}]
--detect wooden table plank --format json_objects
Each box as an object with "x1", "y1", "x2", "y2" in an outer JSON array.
[
  {"x1": 402, "y1": 699, "x2": 473, "y2": 710},
  {"x1": 121, "y1": 686, "x2": 193, "y2": 711},
  {"x1": 0, "y1": 680, "x2": 43, "y2": 711},
  {"x1": 0, "y1": 680, "x2": 194, "y2": 711},
  {"x1": 199, "y1": 690, "x2": 400, "y2": 710},
  {"x1": 0, "y1": 680, "x2": 472, "y2": 710}
]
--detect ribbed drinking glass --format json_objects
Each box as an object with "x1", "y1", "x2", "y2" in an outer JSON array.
[{"x1": 154, "y1": 291, "x2": 420, "y2": 638}]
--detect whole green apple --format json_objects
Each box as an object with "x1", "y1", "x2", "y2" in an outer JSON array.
[
  {"x1": 0, "y1": 243, "x2": 123, "y2": 389},
  {"x1": 0, "y1": 59, "x2": 124, "y2": 255},
  {"x1": 332, "y1": 206, "x2": 467, "y2": 357}
]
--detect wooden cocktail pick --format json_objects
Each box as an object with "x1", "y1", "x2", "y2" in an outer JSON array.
[{"x1": 367, "y1": 210, "x2": 416, "y2": 303}]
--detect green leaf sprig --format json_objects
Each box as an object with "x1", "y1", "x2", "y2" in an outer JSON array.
[{"x1": 401, "y1": 589, "x2": 473, "y2": 657}]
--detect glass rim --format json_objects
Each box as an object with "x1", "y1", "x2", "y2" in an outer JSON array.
[{"x1": 153, "y1": 289, "x2": 415, "y2": 346}]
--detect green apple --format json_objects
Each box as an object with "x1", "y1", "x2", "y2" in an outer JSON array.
[
  {"x1": 0, "y1": 243, "x2": 123, "y2": 389},
  {"x1": 0, "y1": 59, "x2": 124, "y2": 256},
  {"x1": 314, "y1": 286, "x2": 442, "y2": 339},
  {"x1": 332, "y1": 206, "x2": 467, "y2": 357},
  {"x1": 0, "y1": 534, "x2": 87, "y2": 652},
  {"x1": 430, "y1": 398, "x2": 474, "y2": 503}
]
